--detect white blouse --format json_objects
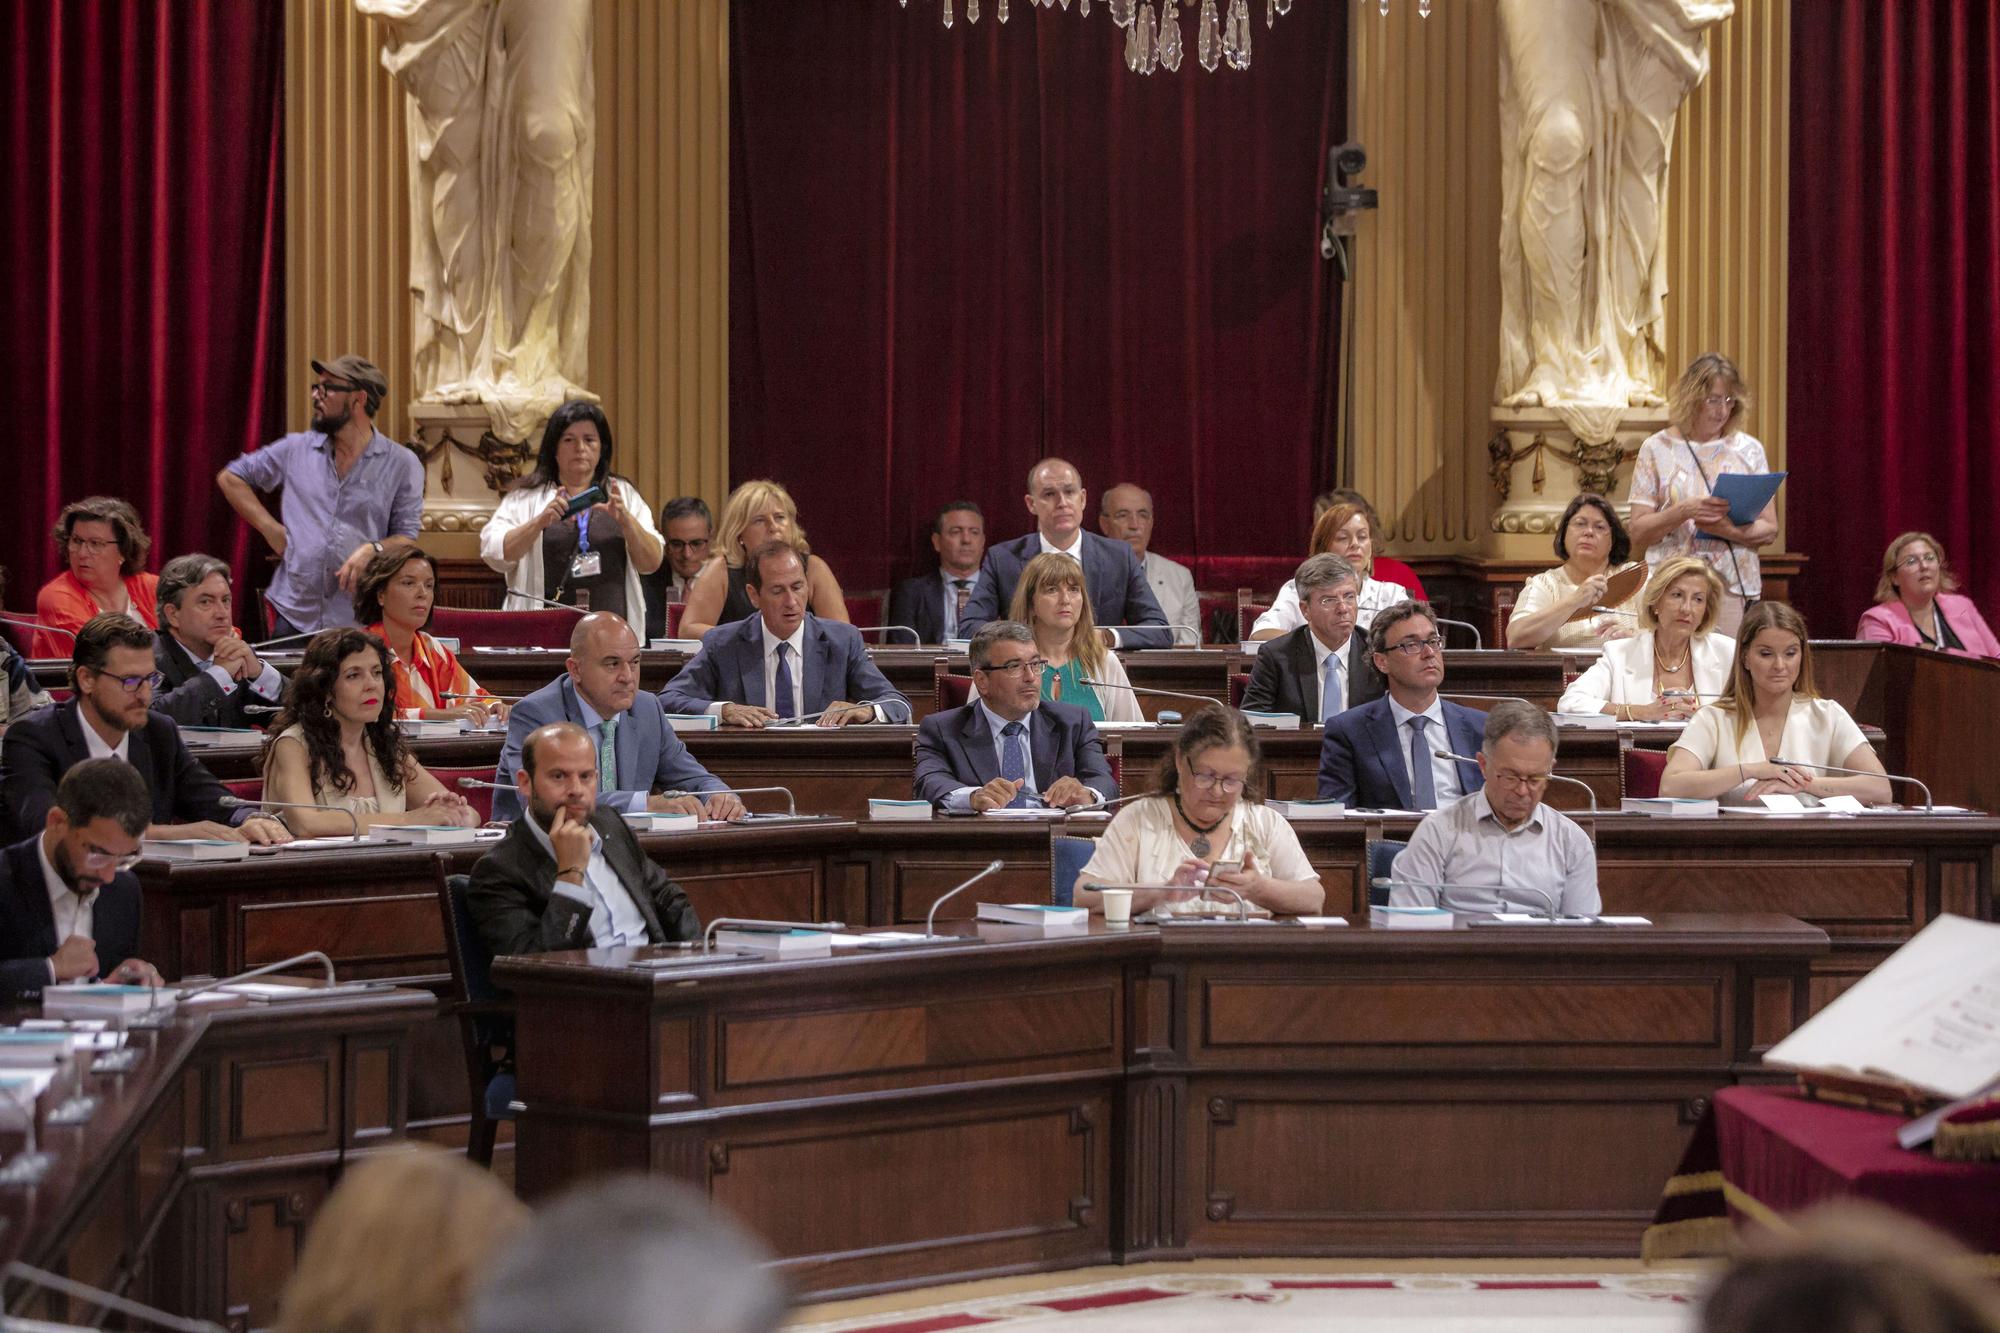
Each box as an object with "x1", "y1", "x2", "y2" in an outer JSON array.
[
  {"x1": 1668, "y1": 697, "x2": 1872, "y2": 805},
  {"x1": 1628, "y1": 430, "x2": 1770, "y2": 596},
  {"x1": 1558, "y1": 631, "x2": 1736, "y2": 715},
  {"x1": 478, "y1": 477, "x2": 662, "y2": 618},
  {"x1": 1251, "y1": 576, "x2": 1406, "y2": 639},
  {"x1": 1509, "y1": 566, "x2": 1643, "y2": 649},
  {"x1": 1075, "y1": 797, "x2": 1318, "y2": 916}
]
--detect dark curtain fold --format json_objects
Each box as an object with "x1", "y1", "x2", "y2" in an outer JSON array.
[
  {"x1": 1, "y1": 0, "x2": 285, "y2": 617},
  {"x1": 730, "y1": 3, "x2": 1347, "y2": 589},
  {"x1": 1788, "y1": 0, "x2": 2000, "y2": 634}
]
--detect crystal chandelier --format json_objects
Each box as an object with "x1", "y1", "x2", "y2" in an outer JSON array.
[{"x1": 896, "y1": 0, "x2": 1295, "y2": 74}]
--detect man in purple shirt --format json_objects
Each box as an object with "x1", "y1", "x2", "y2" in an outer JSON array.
[{"x1": 216, "y1": 355, "x2": 425, "y2": 635}]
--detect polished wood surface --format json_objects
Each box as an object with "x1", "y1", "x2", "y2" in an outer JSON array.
[
  {"x1": 494, "y1": 915, "x2": 1825, "y2": 1295},
  {"x1": 1813, "y1": 641, "x2": 2000, "y2": 814}
]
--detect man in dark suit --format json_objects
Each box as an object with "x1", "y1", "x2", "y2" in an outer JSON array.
[
  {"x1": 1318, "y1": 599, "x2": 1486, "y2": 810},
  {"x1": 151, "y1": 554, "x2": 287, "y2": 730},
  {"x1": 1242, "y1": 554, "x2": 1385, "y2": 722},
  {"x1": 914, "y1": 621, "x2": 1117, "y2": 810},
  {"x1": 493, "y1": 612, "x2": 744, "y2": 822},
  {"x1": 886, "y1": 501, "x2": 986, "y2": 644},
  {"x1": 0, "y1": 614, "x2": 290, "y2": 845},
  {"x1": 0, "y1": 758, "x2": 163, "y2": 995},
  {"x1": 642, "y1": 495, "x2": 713, "y2": 641},
  {"x1": 958, "y1": 458, "x2": 1171, "y2": 649},
  {"x1": 659, "y1": 542, "x2": 913, "y2": 727},
  {"x1": 466, "y1": 722, "x2": 700, "y2": 958}
]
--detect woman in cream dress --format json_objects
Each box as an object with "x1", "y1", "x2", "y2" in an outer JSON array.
[
  {"x1": 1660, "y1": 602, "x2": 1891, "y2": 806},
  {"x1": 1558, "y1": 557, "x2": 1734, "y2": 721},
  {"x1": 1506, "y1": 493, "x2": 1643, "y2": 649},
  {"x1": 1074, "y1": 709, "x2": 1323, "y2": 917}
]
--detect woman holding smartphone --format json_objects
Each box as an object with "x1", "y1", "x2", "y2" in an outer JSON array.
[{"x1": 480, "y1": 400, "x2": 664, "y2": 621}]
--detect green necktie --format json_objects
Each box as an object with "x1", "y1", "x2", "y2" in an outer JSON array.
[{"x1": 597, "y1": 716, "x2": 619, "y2": 793}]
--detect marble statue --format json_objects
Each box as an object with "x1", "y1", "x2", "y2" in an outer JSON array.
[
  {"x1": 356, "y1": 0, "x2": 595, "y2": 442},
  {"x1": 1495, "y1": 0, "x2": 1733, "y2": 434}
]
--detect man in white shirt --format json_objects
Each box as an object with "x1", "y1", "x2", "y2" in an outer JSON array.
[
  {"x1": 1316, "y1": 600, "x2": 1486, "y2": 809},
  {"x1": 1099, "y1": 483, "x2": 1202, "y2": 644},
  {"x1": 1389, "y1": 701, "x2": 1600, "y2": 915},
  {"x1": 151, "y1": 554, "x2": 286, "y2": 730}
]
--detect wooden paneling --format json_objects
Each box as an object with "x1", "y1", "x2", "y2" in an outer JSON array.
[{"x1": 1202, "y1": 979, "x2": 1722, "y2": 1049}]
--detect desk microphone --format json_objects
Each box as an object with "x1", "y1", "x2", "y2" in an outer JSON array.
[
  {"x1": 1433, "y1": 748, "x2": 1600, "y2": 814},
  {"x1": 660, "y1": 785, "x2": 798, "y2": 816},
  {"x1": 1440, "y1": 693, "x2": 1534, "y2": 709},
  {"x1": 248, "y1": 630, "x2": 322, "y2": 651},
  {"x1": 493, "y1": 589, "x2": 591, "y2": 614},
  {"x1": 1078, "y1": 679, "x2": 1222, "y2": 719},
  {"x1": 1159, "y1": 623, "x2": 1204, "y2": 647},
  {"x1": 851, "y1": 625, "x2": 922, "y2": 645},
  {"x1": 0, "y1": 614, "x2": 76, "y2": 649},
  {"x1": 457, "y1": 777, "x2": 512, "y2": 793},
  {"x1": 2, "y1": 1259, "x2": 226, "y2": 1332},
  {"x1": 701, "y1": 916, "x2": 846, "y2": 954},
  {"x1": 1433, "y1": 617, "x2": 1485, "y2": 650},
  {"x1": 220, "y1": 794, "x2": 362, "y2": 839},
  {"x1": 1067, "y1": 788, "x2": 1164, "y2": 814},
  {"x1": 1373, "y1": 877, "x2": 1579, "y2": 920},
  {"x1": 440, "y1": 690, "x2": 526, "y2": 703},
  {"x1": 1142, "y1": 883, "x2": 1251, "y2": 922},
  {"x1": 1589, "y1": 606, "x2": 1642, "y2": 618},
  {"x1": 1768, "y1": 756, "x2": 1932, "y2": 810},
  {"x1": 925, "y1": 859, "x2": 1004, "y2": 937},
  {"x1": 242, "y1": 703, "x2": 283, "y2": 716}
]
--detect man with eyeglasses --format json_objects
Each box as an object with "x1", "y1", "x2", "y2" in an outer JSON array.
[
  {"x1": 642, "y1": 496, "x2": 715, "y2": 641},
  {"x1": 1317, "y1": 599, "x2": 1485, "y2": 810},
  {"x1": 914, "y1": 621, "x2": 1116, "y2": 811},
  {"x1": 1388, "y1": 701, "x2": 1599, "y2": 916},
  {"x1": 216, "y1": 354, "x2": 424, "y2": 635},
  {"x1": 0, "y1": 758, "x2": 164, "y2": 995},
  {"x1": 0, "y1": 614, "x2": 291, "y2": 845},
  {"x1": 958, "y1": 458, "x2": 1171, "y2": 649},
  {"x1": 1242, "y1": 554, "x2": 1386, "y2": 722}
]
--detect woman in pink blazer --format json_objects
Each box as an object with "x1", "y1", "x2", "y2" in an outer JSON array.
[{"x1": 1856, "y1": 532, "x2": 2000, "y2": 659}]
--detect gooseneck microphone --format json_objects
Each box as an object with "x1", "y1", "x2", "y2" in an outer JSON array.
[
  {"x1": 1434, "y1": 748, "x2": 1600, "y2": 814},
  {"x1": 1078, "y1": 679, "x2": 1221, "y2": 717},
  {"x1": 925, "y1": 859, "x2": 1004, "y2": 938},
  {"x1": 850, "y1": 625, "x2": 922, "y2": 645},
  {"x1": 1432, "y1": 617, "x2": 1485, "y2": 650},
  {"x1": 0, "y1": 614, "x2": 76, "y2": 649},
  {"x1": 220, "y1": 794, "x2": 361, "y2": 838},
  {"x1": 1067, "y1": 788, "x2": 1164, "y2": 814},
  {"x1": 1144, "y1": 883, "x2": 1251, "y2": 922},
  {"x1": 494, "y1": 589, "x2": 590, "y2": 614},
  {"x1": 1374, "y1": 877, "x2": 1578, "y2": 920},
  {"x1": 660, "y1": 785, "x2": 798, "y2": 816},
  {"x1": 702, "y1": 916, "x2": 847, "y2": 954},
  {"x1": 248, "y1": 631, "x2": 322, "y2": 651},
  {"x1": 1768, "y1": 756, "x2": 1932, "y2": 810}
]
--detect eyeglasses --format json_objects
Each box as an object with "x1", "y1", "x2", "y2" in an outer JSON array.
[
  {"x1": 87, "y1": 669, "x2": 164, "y2": 693},
  {"x1": 1187, "y1": 770, "x2": 1247, "y2": 794},
  {"x1": 1702, "y1": 394, "x2": 1738, "y2": 409},
  {"x1": 1305, "y1": 591, "x2": 1360, "y2": 611},
  {"x1": 310, "y1": 380, "x2": 362, "y2": 398},
  {"x1": 1567, "y1": 520, "x2": 1613, "y2": 536},
  {"x1": 1489, "y1": 769, "x2": 1552, "y2": 790},
  {"x1": 1898, "y1": 552, "x2": 1941, "y2": 570},
  {"x1": 1384, "y1": 635, "x2": 1447, "y2": 656},
  {"x1": 976, "y1": 656, "x2": 1048, "y2": 678},
  {"x1": 66, "y1": 536, "x2": 118, "y2": 555},
  {"x1": 665, "y1": 538, "x2": 710, "y2": 551},
  {"x1": 79, "y1": 842, "x2": 143, "y2": 871}
]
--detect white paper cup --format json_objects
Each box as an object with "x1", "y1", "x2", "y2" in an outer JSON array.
[{"x1": 1098, "y1": 888, "x2": 1133, "y2": 926}]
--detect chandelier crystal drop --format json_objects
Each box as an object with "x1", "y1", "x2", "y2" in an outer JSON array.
[{"x1": 900, "y1": 0, "x2": 1286, "y2": 73}]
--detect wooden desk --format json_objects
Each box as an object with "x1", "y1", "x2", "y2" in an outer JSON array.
[
  {"x1": 1813, "y1": 640, "x2": 2000, "y2": 814},
  {"x1": 494, "y1": 915, "x2": 1825, "y2": 1295}
]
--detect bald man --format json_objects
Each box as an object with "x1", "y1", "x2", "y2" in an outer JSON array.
[{"x1": 1100, "y1": 483, "x2": 1200, "y2": 644}]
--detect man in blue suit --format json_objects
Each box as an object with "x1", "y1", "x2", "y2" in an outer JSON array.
[
  {"x1": 1318, "y1": 600, "x2": 1486, "y2": 810},
  {"x1": 914, "y1": 621, "x2": 1117, "y2": 811},
  {"x1": 494, "y1": 613, "x2": 744, "y2": 823},
  {"x1": 958, "y1": 458, "x2": 1172, "y2": 649},
  {"x1": 660, "y1": 542, "x2": 913, "y2": 727}
]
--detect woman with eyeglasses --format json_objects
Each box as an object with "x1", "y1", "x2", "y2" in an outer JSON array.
[
  {"x1": 1856, "y1": 532, "x2": 2000, "y2": 659},
  {"x1": 1626, "y1": 353, "x2": 1776, "y2": 637},
  {"x1": 32, "y1": 497, "x2": 160, "y2": 657},
  {"x1": 1008, "y1": 553, "x2": 1143, "y2": 723},
  {"x1": 1073, "y1": 707, "x2": 1324, "y2": 917},
  {"x1": 1504, "y1": 493, "x2": 1644, "y2": 649},
  {"x1": 1558, "y1": 557, "x2": 1735, "y2": 722}
]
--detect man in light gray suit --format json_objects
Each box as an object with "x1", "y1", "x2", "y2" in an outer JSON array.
[{"x1": 493, "y1": 613, "x2": 744, "y2": 822}]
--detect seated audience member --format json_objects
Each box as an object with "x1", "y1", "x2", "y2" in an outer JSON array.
[
  {"x1": 1100, "y1": 483, "x2": 1201, "y2": 642},
  {"x1": 1251, "y1": 501, "x2": 1408, "y2": 640},
  {"x1": 467, "y1": 722, "x2": 700, "y2": 957},
  {"x1": 0, "y1": 634, "x2": 51, "y2": 733},
  {"x1": 1316, "y1": 488, "x2": 1427, "y2": 596},
  {"x1": 1504, "y1": 492, "x2": 1644, "y2": 648},
  {"x1": 1662, "y1": 601, "x2": 1891, "y2": 805},
  {"x1": 152, "y1": 553, "x2": 287, "y2": 729},
  {"x1": 275, "y1": 1145, "x2": 528, "y2": 1333},
  {"x1": 1558, "y1": 556, "x2": 1733, "y2": 720},
  {"x1": 887, "y1": 501, "x2": 987, "y2": 644},
  {"x1": 33, "y1": 496, "x2": 160, "y2": 656},
  {"x1": 470, "y1": 1176, "x2": 787, "y2": 1333},
  {"x1": 959, "y1": 457, "x2": 1170, "y2": 648},
  {"x1": 493, "y1": 612, "x2": 744, "y2": 823},
  {"x1": 661, "y1": 541, "x2": 912, "y2": 727},
  {"x1": 0, "y1": 614, "x2": 289, "y2": 844},
  {"x1": 1388, "y1": 701, "x2": 1600, "y2": 915},
  {"x1": 1241, "y1": 554, "x2": 1385, "y2": 722},
  {"x1": 1318, "y1": 600, "x2": 1485, "y2": 809},
  {"x1": 0, "y1": 759, "x2": 164, "y2": 996},
  {"x1": 1011, "y1": 552, "x2": 1143, "y2": 723},
  {"x1": 1073, "y1": 707, "x2": 1323, "y2": 917},
  {"x1": 913, "y1": 621, "x2": 1115, "y2": 811},
  {"x1": 355, "y1": 547, "x2": 506, "y2": 726},
  {"x1": 642, "y1": 495, "x2": 714, "y2": 639},
  {"x1": 261, "y1": 628, "x2": 481, "y2": 833},
  {"x1": 478, "y1": 400, "x2": 664, "y2": 622},
  {"x1": 1857, "y1": 531, "x2": 2000, "y2": 658},
  {"x1": 679, "y1": 480, "x2": 849, "y2": 638}
]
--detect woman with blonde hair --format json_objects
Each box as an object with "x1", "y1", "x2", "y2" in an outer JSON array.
[
  {"x1": 1249, "y1": 500, "x2": 1407, "y2": 641},
  {"x1": 1661, "y1": 601, "x2": 1891, "y2": 805},
  {"x1": 1627, "y1": 352, "x2": 1777, "y2": 636},
  {"x1": 276, "y1": 1146, "x2": 527, "y2": 1333},
  {"x1": 1009, "y1": 552, "x2": 1142, "y2": 723},
  {"x1": 1558, "y1": 556, "x2": 1735, "y2": 720},
  {"x1": 1856, "y1": 531, "x2": 2000, "y2": 658},
  {"x1": 679, "y1": 479, "x2": 849, "y2": 636}
]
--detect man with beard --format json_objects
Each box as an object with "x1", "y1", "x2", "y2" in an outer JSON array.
[
  {"x1": 216, "y1": 355, "x2": 424, "y2": 634},
  {"x1": 466, "y1": 722, "x2": 699, "y2": 958},
  {"x1": 0, "y1": 758, "x2": 164, "y2": 995}
]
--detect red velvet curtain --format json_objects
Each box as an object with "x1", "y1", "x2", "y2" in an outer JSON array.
[
  {"x1": 1788, "y1": 0, "x2": 2000, "y2": 635},
  {"x1": 1, "y1": 0, "x2": 285, "y2": 618},
  {"x1": 730, "y1": 2, "x2": 1347, "y2": 589}
]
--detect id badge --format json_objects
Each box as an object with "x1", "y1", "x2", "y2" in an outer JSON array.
[{"x1": 570, "y1": 551, "x2": 603, "y2": 580}]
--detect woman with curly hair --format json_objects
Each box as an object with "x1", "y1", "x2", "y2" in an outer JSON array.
[
  {"x1": 261, "y1": 628, "x2": 479, "y2": 834},
  {"x1": 33, "y1": 496, "x2": 160, "y2": 656}
]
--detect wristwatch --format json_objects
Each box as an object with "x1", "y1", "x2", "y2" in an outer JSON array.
[{"x1": 370, "y1": 540, "x2": 384, "y2": 554}]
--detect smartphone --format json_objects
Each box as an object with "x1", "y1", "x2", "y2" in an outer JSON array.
[
  {"x1": 1210, "y1": 860, "x2": 1243, "y2": 876},
  {"x1": 561, "y1": 485, "x2": 608, "y2": 518}
]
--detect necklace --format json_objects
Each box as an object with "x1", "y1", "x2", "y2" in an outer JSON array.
[
  {"x1": 1173, "y1": 794, "x2": 1227, "y2": 859},
  {"x1": 1653, "y1": 642, "x2": 1691, "y2": 675}
]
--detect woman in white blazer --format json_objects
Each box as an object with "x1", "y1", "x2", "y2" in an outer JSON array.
[
  {"x1": 479, "y1": 401, "x2": 664, "y2": 622},
  {"x1": 1558, "y1": 557, "x2": 1735, "y2": 722}
]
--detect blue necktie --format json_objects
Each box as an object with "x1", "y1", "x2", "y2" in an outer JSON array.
[
  {"x1": 1000, "y1": 721, "x2": 1030, "y2": 808},
  {"x1": 773, "y1": 642, "x2": 797, "y2": 719},
  {"x1": 1407, "y1": 715, "x2": 1436, "y2": 809},
  {"x1": 1321, "y1": 653, "x2": 1344, "y2": 724}
]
